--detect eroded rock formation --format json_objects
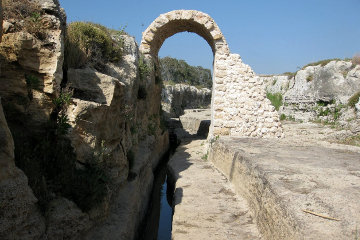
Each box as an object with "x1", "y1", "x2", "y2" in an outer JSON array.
[{"x1": 261, "y1": 60, "x2": 360, "y2": 126}]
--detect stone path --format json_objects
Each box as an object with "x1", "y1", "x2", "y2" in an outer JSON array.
[{"x1": 168, "y1": 138, "x2": 261, "y2": 240}]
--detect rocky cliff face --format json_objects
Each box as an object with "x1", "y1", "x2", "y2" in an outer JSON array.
[
  {"x1": 0, "y1": 98, "x2": 46, "y2": 240},
  {"x1": 261, "y1": 60, "x2": 360, "y2": 129},
  {"x1": 65, "y1": 32, "x2": 169, "y2": 240},
  {"x1": 0, "y1": 1, "x2": 169, "y2": 239},
  {"x1": 161, "y1": 84, "x2": 211, "y2": 118}
]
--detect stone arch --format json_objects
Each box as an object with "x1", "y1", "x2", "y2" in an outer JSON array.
[
  {"x1": 140, "y1": 10, "x2": 283, "y2": 138},
  {"x1": 139, "y1": 10, "x2": 229, "y2": 56}
]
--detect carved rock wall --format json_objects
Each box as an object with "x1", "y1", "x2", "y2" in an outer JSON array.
[{"x1": 161, "y1": 84, "x2": 211, "y2": 118}]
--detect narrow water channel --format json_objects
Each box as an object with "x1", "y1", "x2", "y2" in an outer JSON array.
[{"x1": 137, "y1": 150, "x2": 175, "y2": 240}]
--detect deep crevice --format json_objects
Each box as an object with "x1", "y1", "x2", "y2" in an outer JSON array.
[{"x1": 136, "y1": 137, "x2": 179, "y2": 240}]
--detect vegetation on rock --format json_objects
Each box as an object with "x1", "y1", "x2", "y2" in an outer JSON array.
[
  {"x1": 160, "y1": 57, "x2": 212, "y2": 89},
  {"x1": 282, "y1": 71, "x2": 297, "y2": 79},
  {"x1": 2, "y1": 0, "x2": 47, "y2": 39},
  {"x1": 266, "y1": 92, "x2": 283, "y2": 111},
  {"x1": 352, "y1": 54, "x2": 360, "y2": 66},
  {"x1": 65, "y1": 22, "x2": 124, "y2": 69},
  {"x1": 306, "y1": 74, "x2": 313, "y2": 82},
  {"x1": 301, "y1": 58, "x2": 350, "y2": 69},
  {"x1": 138, "y1": 54, "x2": 151, "y2": 81},
  {"x1": 348, "y1": 91, "x2": 360, "y2": 108}
]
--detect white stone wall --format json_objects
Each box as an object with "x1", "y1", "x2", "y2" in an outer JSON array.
[
  {"x1": 140, "y1": 10, "x2": 283, "y2": 138},
  {"x1": 212, "y1": 53, "x2": 283, "y2": 137}
]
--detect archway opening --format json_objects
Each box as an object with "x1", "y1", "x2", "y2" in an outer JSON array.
[
  {"x1": 140, "y1": 10, "x2": 231, "y2": 138},
  {"x1": 159, "y1": 32, "x2": 214, "y2": 138}
]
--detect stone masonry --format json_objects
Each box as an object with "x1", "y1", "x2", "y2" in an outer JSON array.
[{"x1": 140, "y1": 10, "x2": 283, "y2": 138}]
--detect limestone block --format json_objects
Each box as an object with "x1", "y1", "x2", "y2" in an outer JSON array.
[
  {"x1": 144, "y1": 31, "x2": 154, "y2": 43},
  {"x1": 213, "y1": 127, "x2": 230, "y2": 135},
  {"x1": 181, "y1": 10, "x2": 194, "y2": 20},
  {"x1": 215, "y1": 78, "x2": 224, "y2": 84},
  {"x1": 194, "y1": 12, "x2": 209, "y2": 25},
  {"x1": 154, "y1": 15, "x2": 169, "y2": 28},
  {"x1": 205, "y1": 20, "x2": 214, "y2": 30},
  {"x1": 67, "y1": 68, "x2": 124, "y2": 105}
]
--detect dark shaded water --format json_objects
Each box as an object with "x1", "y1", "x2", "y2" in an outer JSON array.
[
  {"x1": 156, "y1": 176, "x2": 173, "y2": 240},
  {"x1": 137, "y1": 152, "x2": 174, "y2": 240}
]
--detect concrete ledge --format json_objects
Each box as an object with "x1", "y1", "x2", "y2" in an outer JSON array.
[{"x1": 209, "y1": 137, "x2": 360, "y2": 240}]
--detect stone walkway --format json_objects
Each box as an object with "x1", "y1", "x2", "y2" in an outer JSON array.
[{"x1": 167, "y1": 138, "x2": 261, "y2": 240}]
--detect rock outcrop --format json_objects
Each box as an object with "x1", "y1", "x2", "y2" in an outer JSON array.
[
  {"x1": 0, "y1": 0, "x2": 66, "y2": 129},
  {"x1": 161, "y1": 83, "x2": 211, "y2": 117},
  {"x1": 261, "y1": 60, "x2": 360, "y2": 125},
  {"x1": 0, "y1": 99, "x2": 46, "y2": 240}
]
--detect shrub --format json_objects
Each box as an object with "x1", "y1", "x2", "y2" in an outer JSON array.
[
  {"x1": 65, "y1": 22, "x2": 123, "y2": 69},
  {"x1": 318, "y1": 108, "x2": 330, "y2": 117},
  {"x1": 333, "y1": 105, "x2": 343, "y2": 120},
  {"x1": 306, "y1": 75, "x2": 313, "y2": 82},
  {"x1": 287, "y1": 115, "x2": 295, "y2": 121},
  {"x1": 352, "y1": 54, "x2": 360, "y2": 66},
  {"x1": 266, "y1": 92, "x2": 283, "y2": 111},
  {"x1": 138, "y1": 55, "x2": 150, "y2": 81},
  {"x1": 316, "y1": 99, "x2": 335, "y2": 107},
  {"x1": 52, "y1": 92, "x2": 72, "y2": 110},
  {"x1": 280, "y1": 114, "x2": 286, "y2": 121},
  {"x1": 348, "y1": 91, "x2": 360, "y2": 108}
]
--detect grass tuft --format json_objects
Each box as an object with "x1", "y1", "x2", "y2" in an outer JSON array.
[
  {"x1": 2, "y1": 0, "x2": 47, "y2": 39},
  {"x1": 266, "y1": 92, "x2": 283, "y2": 111},
  {"x1": 348, "y1": 91, "x2": 360, "y2": 109}
]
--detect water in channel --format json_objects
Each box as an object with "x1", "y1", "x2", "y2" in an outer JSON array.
[{"x1": 138, "y1": 151, "x2": 174, "y2": 240}]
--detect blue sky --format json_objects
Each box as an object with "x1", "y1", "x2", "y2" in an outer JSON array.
[{"x1": 60, "y1": 0, "x2": 360, "y2": 74}]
